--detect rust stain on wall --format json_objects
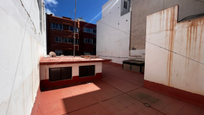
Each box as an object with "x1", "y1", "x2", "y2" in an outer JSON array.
[
  {"x1": 198, "y1": 19, "x2": 204, "y2": 62},
  {"x1": 165, "y1": 9, "x2": 169, "y2": 31},
  {"x1": 166, "y1": 7, "x2": 176, "y2": 86},
  {"x1": 186, "y1": 20, "x2": 200, "y2": 57},
  {"x1": 159, "y1": 11, "x2": 162, "y2": 31},
  {"x1": 166, "y1": 6, "x2": 203, "y2": 86},
  {"x1": 185, "y1": 18, "x2": 204, "y2": 67},
  {"x1": 199, "y1": 25, "x2": 203, "y2": 61},
  {"x1": 186, "y1": 27, "x2": 192, "y2": 58}
]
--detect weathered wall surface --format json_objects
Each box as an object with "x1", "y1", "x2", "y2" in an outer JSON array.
[
  {"x1": 130, "y1": 0, "x2": 204, "y2": 57},
  {"x1": 0, "y1": 0, "x2": 46, "y2": 115},
  {"x1": 145, "y1": 6, "x2": 204, "y2": 95},
  {"x1": 97, "y1": 0, "x2": 131, "y2": 64}
]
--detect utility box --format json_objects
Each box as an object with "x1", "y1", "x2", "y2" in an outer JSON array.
[{"x1": 122, "y1": 60, "x2": 145, "y2": 73}]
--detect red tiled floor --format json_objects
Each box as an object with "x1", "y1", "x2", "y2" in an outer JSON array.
[
  {"x1": 36, "y1": 62, "x2": 203, "y2": 115},
  {"x1": 113, "y1": 102, "x2": 126, "y2": 110},
  {"x1": 127, "y1": 104, "x2": 143, "y2": 113},
  {"x1": 177, "y1": 103, "x2": 203, "y2": 115},
  {"x1": 121, "y1": 108, "x2": 136, "y2": 115}
]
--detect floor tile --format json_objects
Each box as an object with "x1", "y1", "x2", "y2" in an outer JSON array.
[
  {"x1": 177, "y1": 103, "x2": 202, "y2": 115},
  {"x1": 121, "y1": 108, "x2": 135, "y2": 115},
  {"x1": 127, "y1": 104, "x2": 143, "y2": 113},
  {"x1": 36, "y1": 62, "x2": 204, "y2": 115},
  {"x1": 161, "y1": 100, "x2": 186, "y2": 115}
]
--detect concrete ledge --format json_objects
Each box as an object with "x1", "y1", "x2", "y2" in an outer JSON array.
[
  {"x1": 144, "y1": 80, "x2": 204, "y2": 108},
  {"x1": 40, "y1": 56, "x2": 111, "y2": 65}
]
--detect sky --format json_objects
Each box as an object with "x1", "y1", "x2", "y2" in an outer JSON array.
[{"x1": 45, "y1": 0, "x2": 109, "y2": 24}]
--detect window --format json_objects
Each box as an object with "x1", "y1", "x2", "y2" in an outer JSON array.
[
  {"x1": 69, "y1": 26, "x2": 79, "y2": 33},
  {"x1": 75, "y1": 39, "x2": 79, "y2": 45},
  {"x1": 124, "y1": 1, "x2": 128, "y2": 9},
  {"x1": 68, "y1": 38, "x2": 78, "y2": 45},
  {"x1": 84, "y1": 38, "x2": 89, "y2": 43},
  {"x1": 49, "y1": 67, "x2": 72, "y2": 81},
  {"x1": 84, "y1": 38, "x2": 93, "y2": 44},
  {"x1": 93, "y1": 28, "x2": 96, "y2": 34},
  {"x1": 69, "y1": 26, "x2": 74, "y2": 32},
  {"x1": 51, "y1": 23, "x2": 63, "y2": 31},
  {"x1": 73, "y1": 27, "x2": 78, "y2": 33},
  {"x1": 93, "y1": 38, "x2": 96, "y2": 45},
  {"x1": 59, "y1": 24, "x2": 63, "y2": 30},
  {"x1": 63, "y1": 38, "x2": 73, "y2": 44},
  {"x1": 63, "y1": 25, "x2": 69, "y2": 30},
  {"x1": 63, "y1": 38, "x2": 67, "y2": 43},
  {"x1": 79, "y1": 65, "x2": 95, "y2": 78},
  {"x1": 68, "y1": 38, "x2": 74, "y2": 44},
  {"x1": 55, "y1": 37, "x2": 62, "y2": 42},
  {"x1": 89, "y1": 39, "x2": 93, "y2": 44},
  {"x1": 83, "y1": 28, "x2": 93, "y2": 33},
  {"x1": 121, "y1": 0, "x2": 130, "y2": 16}
]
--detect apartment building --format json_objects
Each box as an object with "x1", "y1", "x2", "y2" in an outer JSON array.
[
  {"x1": 46, "y1": 14, "x2": 80, "y2": 56},
  {"x1": 78, "y1": 21, "x2": 97, "y2": 55},
  {"x1": 46, "y1": 15, "x2": 97, "y2": 56}
]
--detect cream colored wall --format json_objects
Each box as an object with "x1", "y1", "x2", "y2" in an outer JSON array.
[
  {"x1": 40, "y1": 62, "x2": 102, "y2": 80},
  {"x1": 145, "y1": 6, "x2": 204, "y2": 95},
  {"x1": 0, "y1": 0, "x2": 46, "y2": 115},
  {"x1": 97, "y1": 0, "x2": 131, "y2": 64}
]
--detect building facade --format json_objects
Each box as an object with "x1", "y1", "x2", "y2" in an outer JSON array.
[
  {"x1": 0, "y1": 0, "x2": 46, "y2": 115},
  {"x1": 47, "y1": 15, "x2": 97, "y2": 56},
  {"x1": 46, "y1": 14, "x2": 80, "y2": 56},
  {"x1": 97, "y1": 0, "x2": 131, "y2": 64},
  {"x1": 130, "y1": 0, "x2": 204, "y2": 58},
  {"x1": 79, "y1": 21, "x2": 97, "y2": 55}
]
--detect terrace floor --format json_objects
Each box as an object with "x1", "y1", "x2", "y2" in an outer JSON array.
[{"x1": 36, "y1": 62, "x2": 204, "y2": 115}]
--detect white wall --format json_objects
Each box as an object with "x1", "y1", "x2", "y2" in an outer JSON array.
[
  {"x1": 145, "y1": 6, "x2": 204, "y2": 95},
  {"x1": 97, "y1": 0, "x2": 131, "y2": 64},
  {"x1": 40, "y1": 62, "x2": 102, "y2": 80},
  {"x1": 0, "y1": 0, "x2": 46, "y2": 115}
]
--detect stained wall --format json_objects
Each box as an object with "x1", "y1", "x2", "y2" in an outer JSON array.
[
  {"x1": 0, "y1": 0, "x2": 46, "y2": 114},
  {"x1": 145, "y1": 6, "x2": 204, "y2": 95},
  {"x1": 130, "y1": 0, "x2": 204, "y2": 58}
]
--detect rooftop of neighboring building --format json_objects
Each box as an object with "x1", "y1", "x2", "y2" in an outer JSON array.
[{"x1": 40, "y1": 56, "x2": 110, "y2": 65}]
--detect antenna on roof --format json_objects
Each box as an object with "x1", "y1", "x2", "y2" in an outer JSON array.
[{"x1": 73, "y1": 0, "x2": 77, "y2": 57}]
